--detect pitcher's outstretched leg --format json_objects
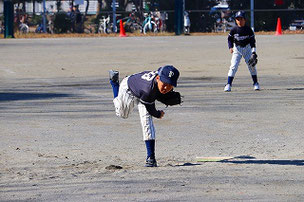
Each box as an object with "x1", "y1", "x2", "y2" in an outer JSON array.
[{"x1": 109, "y1": 70, "x2": 119, "y2": 98}]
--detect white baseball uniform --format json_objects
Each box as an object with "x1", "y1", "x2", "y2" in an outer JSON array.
[{"x1": 227, "y1": 25, "x2": 257, "y2": 77}]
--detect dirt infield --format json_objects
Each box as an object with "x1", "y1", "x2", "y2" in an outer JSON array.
[{"x1": 1, "y1": 35, "x2": 304, "y2": 201}]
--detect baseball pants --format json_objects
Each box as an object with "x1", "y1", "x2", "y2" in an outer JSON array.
[
  {"x1": 228, "y1": 44, "x2": 257, "y2": 77},
  {"x1": 113, "y1": 77, "x2": 156, "y2": 141}
]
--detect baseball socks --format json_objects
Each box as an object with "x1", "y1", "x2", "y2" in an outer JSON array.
[
  {"x1": 227, "y1": 76, "x2": 234, "y2": 85},
  {"x1": 252, "y1": 75, "x2": 260, "y2": 90},
  {"x1": 225, "y1": 76, "x2": 260, "y2": 91},
  {"x1": 252, "y1": 75, "x2": 258, "y2": 84},
  {"x1": 224, "y1": 76, "x2": 234, "y2": 92},
  {"x1": 145, "y1": 140, "x2": 157, "y2": 167},
  {"x1": 109, "y1": 70, "x2": 119, "y2": 98}
]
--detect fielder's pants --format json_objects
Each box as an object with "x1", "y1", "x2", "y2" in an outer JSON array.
[
  {"x1": 113, "y1": 77, "x2": 155, "y2": 141},
  {"x1": 228, "y1": 44, "x2": 257, "y2": 77}
]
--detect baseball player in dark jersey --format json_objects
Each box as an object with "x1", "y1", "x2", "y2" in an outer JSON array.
[
  {"x1": 224, "y1": 10, "x2": 260, "y2": 92},
  {"x1": 109, "y1": 65, "x2": 180, "y2": 167}
]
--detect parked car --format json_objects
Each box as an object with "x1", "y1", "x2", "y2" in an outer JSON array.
[{"x1": 289, "y1": 19, "x2": 304, "y2": 30}]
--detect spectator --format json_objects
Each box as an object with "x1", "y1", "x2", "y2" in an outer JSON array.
[
  {"x1": 69, "y1": 5, "x2": 76, "y2": 32},
  {"x1": 75, "y1": 5, "x2": 82, "y2": 33}
]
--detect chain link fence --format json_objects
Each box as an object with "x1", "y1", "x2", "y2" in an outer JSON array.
[{"x1": 1, "y1": 5, "x2": 303, "y2": 34}]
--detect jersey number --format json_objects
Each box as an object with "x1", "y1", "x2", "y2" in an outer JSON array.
[{"x1": 141, "y1": 71, "x2": 157, "y2": 81}]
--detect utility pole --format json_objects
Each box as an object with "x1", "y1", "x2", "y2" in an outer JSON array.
[
  {"x1": 112, "y1": 0, "x2": 116, "y2": 32},
  {"x1": 43, "y1": 0, "x2": 47, "y2": 33},
  {"x1": 251, "y1": 0, "x2": 254, "y2": 31},
  {"x1": 175, "y1": 0, "x2": 183, "y2": 35},
  {"x1": 4, "y1": 0, "x2": 14, "y2": 38},
  {"x1": 183, "y1": 0, "x2": 185, "y2": 33}
]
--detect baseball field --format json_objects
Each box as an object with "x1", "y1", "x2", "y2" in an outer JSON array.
[{"x1": 1, "y1": 34, "x2": 304, "y2": 201}]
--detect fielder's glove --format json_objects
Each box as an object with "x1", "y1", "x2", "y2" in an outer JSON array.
[
  {"x1": 157, "y1": 91, "x2": 182, "y2": 106},
  {"x1": 248, "y1": 52, "x2": 258, "y2": 70}
]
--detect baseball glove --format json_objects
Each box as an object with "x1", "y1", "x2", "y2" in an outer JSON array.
[
  {"x1": 248, "y1": 52, "x2": 258, "y2": 69},
  {"x1": 157, "y1": 91, "x2": 182, "y2": 106}
]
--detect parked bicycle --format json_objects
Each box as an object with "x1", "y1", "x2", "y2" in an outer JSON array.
[
  {"x1": 35, "y1": 18, "x2": 54, "y2": 34},
  {"x1": 16, "y1": 13, "x2": 29, "y2": 34},
  {"x1": 152, "y1": 11, "x2": 167, "y2": 32},
  {"x1": 142, "y1": 13, "x2": 158, "y2": 34},
  {"x1": 0, "y1": 23, "x2": 3, "y2": 34},
  {"x1": 184, "y1": 11, "x2": 191, "y2": 35},
  {"x1": 19, "y1": 21, "x2": 29, "y2": 34},
  {"x1": 123, "y1": 13, "x2": 142, "y2": 33},
  {"x1": 98, "y1": 16, "x2": 116, "y2": 34}
]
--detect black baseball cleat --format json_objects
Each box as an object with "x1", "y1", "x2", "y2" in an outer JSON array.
[
  {"x1": 145, "y1": 157, "x2": 157, "y2": 167},
  {"x1": 109, "y1": 70, "x2": 119, "y2": 83}
]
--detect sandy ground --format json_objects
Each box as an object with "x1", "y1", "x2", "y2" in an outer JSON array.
[{"x1": 1, "y1": 35, "x2": 304, "y2": 201}]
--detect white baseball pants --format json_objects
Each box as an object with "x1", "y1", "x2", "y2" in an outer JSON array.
[
  {"x1": 228, "y1": 44, "x2": 257, "y2": 77},
  {"x1": 113, "y1": 77, "x2": 155, "y2": 141}
]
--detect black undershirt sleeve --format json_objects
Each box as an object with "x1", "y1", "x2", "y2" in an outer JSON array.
[
  {"x1": 144, "y1": 103, "x2": 161, "y2": 118},
  {"x1": 249, "y1": 29, "x2": 256, "y2": 48}
]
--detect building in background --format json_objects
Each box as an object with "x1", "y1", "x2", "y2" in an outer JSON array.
[{"x1": 0, "y1": 1, "x2": 99, "y2": 15}]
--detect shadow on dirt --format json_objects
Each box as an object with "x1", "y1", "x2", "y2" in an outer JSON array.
[
  {"x1": 221, "y1": 159, "x2": 304, "y2": 166},
  {"x1": 175, "y1": 162, "x2": 201, "y2": 167},
  {"x1": 194, "y1": 156, "x2": 304, "y2": 166},
  {"x1": 0, "y1": 92, "x2": 71, "y2": 102},
  {"x1": 216, "y1": 156, "x2": 304, "y2": 166}
]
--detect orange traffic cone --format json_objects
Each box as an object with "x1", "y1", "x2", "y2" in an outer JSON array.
[
  {"x1": 119, "y1": 20, "x2": 127, "y2": 37},
  {"x1": 275, "y1": 18, "x2": 282, "y2": 35}
]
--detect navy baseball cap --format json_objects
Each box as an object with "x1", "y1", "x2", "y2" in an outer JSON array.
[
  {"x1": 235, "y1": 11, "x2": 246, "y2": 19},
  {"x1": 157, "y1": 65, "x2": 180, "y2": 87}
]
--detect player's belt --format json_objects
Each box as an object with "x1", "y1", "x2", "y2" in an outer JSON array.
[{"x1": 237, "y1": 43, "x2": 249, "y2": 48}]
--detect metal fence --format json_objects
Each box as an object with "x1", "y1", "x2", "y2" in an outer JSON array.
[
  {"x1": 1, "y1": 7, "x2": 304, "y2": 34},
  {"x1": 187, "y1": 9, "x2": 304, "y2": 32}
]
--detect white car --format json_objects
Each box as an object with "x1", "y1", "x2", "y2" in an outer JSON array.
[{"x1": 289, "y1": 20, "x2": 304, "y2": 30}]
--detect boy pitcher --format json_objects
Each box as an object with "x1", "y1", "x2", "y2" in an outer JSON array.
[{"x1": 109, "y1": 65, "x2": 181, "y2": 167}]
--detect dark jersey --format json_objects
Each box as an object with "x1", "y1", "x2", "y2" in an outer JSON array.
[
  {"x1": 228, "y1": 25, "x2": 256, "y2": 49},
  {"x1": 127, "y1": 71, "x2": 162, "y2": 118}
]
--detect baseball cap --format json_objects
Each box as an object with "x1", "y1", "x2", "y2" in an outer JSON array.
[
  {"x1": 235, "y1": 11, "x2": 246, "y2": 19},
  {"x1": 157, "y1": 65, "x2": 180, "y2": 87}
]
